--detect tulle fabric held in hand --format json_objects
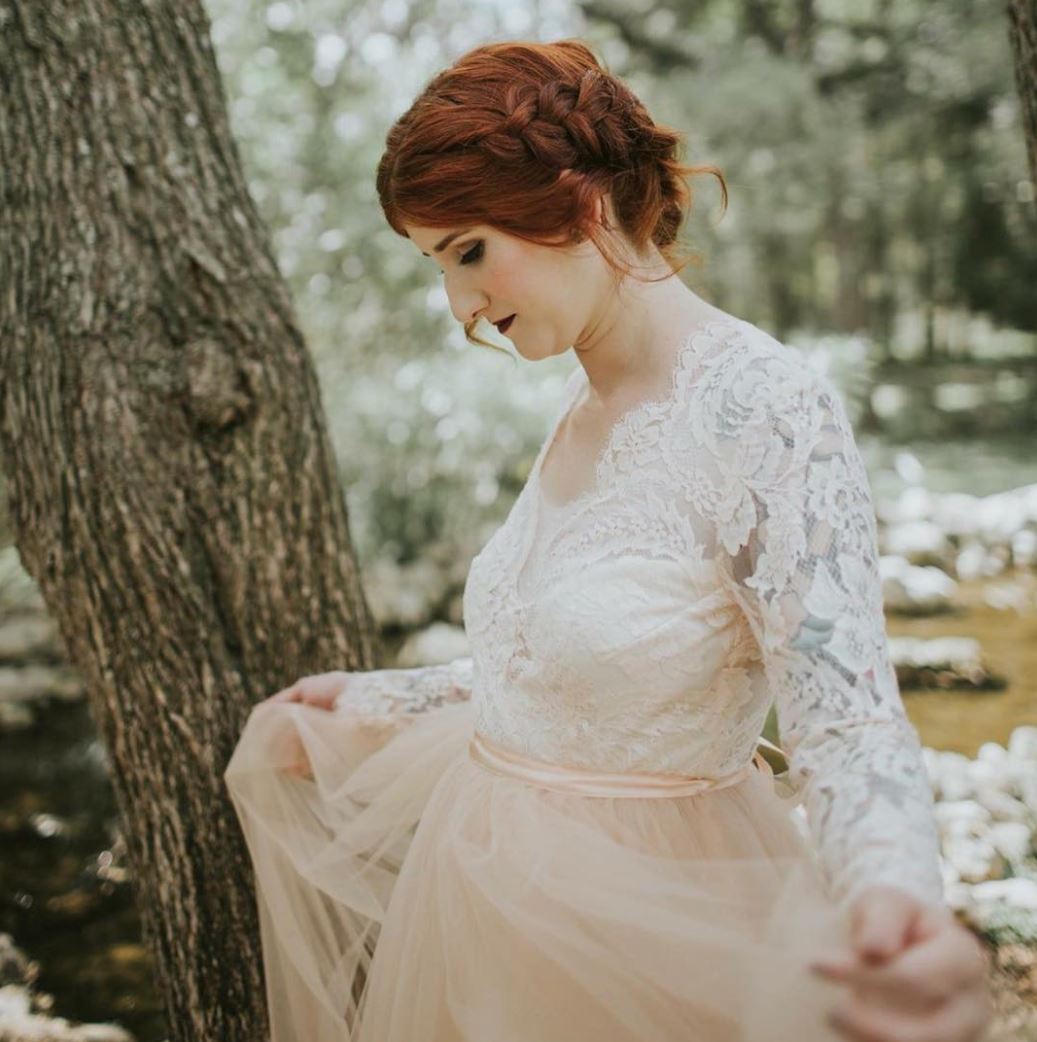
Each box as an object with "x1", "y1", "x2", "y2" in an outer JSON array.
[{"x1": 225, "y1": 693, "x2": 853, "y2": 1042}]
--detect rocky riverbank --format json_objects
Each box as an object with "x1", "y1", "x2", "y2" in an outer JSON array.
[{"x1": 0, "y1": 932, "x2": 132, "y2": 1042}]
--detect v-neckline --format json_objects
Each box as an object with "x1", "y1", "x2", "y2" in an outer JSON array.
[
  {"x1": 512, "y1": 314, "x2": 740, "y2": 601},
  {"x1": 533, "y1": 315, "x2": 739, "y2": 514}
]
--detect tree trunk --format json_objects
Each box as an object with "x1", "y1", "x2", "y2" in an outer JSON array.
[
  {"x1": 0, "y1": 3, "x2": 380, "y2": 1039},
  {"x1": 1008, "y1": 0, "x2": 1037, "y2": 188}
]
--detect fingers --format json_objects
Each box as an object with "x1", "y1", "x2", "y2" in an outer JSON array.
[
  {"x1": 849, "y1": 887, "x2": 919, "y2": 965},
  {"x1": 281, "y1": 758, "x2": 314, "y2": 780},
  {"x1": 272, "y1": 728, "x2": 315, "y2": 779},
  {"x1": 828, "y1": 985, "x2": 991, "y2": 1042},
  {"x1": 908, "y1": 900, "x2": 956, "y2": 947},
  {"x1": 814, "y1": 925, "x2": 988, "y2": 1010},
  {"x1": 266, "y1": 673, "x2": 349, "y2": 710},
  {"x1": 267, "y1": 685, "x2": 302, "y2": 703}
]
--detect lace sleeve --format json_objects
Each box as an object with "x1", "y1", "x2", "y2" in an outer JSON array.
[
  {"x1": 332, "y1": 657, "x2": 474, "y2": 716},
  {"x1": 701, "y1": 345, "x2": 945, "y2": 913}
]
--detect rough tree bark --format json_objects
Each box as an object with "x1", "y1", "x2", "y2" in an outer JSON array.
[
  {"x1": 1008, "y1": 0, "x2": 1037, "y2": 187},
  {"x1": 0, "y1": 2, "x2": 381, "y2": 1039}
]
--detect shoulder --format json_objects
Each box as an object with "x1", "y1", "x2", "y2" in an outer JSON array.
[
  {"x1": 678, "y1": 318, "x2": 874, "y2": 560},
  {"x1": 683, "y1": 316, "x2": 852, "y2": 453}
]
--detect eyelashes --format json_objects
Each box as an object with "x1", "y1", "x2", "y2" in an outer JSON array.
[
  {"x1": 460, "y1": 241, "x2": 484, "y2": 265},
  {"x1": 439, "y1": 241, "x2": 484, "y2": 277}
]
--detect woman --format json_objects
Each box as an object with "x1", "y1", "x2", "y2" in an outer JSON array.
[{"x1": 225, "y1": 38, "x2": 991, "y2": 1042}]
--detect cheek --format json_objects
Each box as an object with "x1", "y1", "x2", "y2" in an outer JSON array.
[
  {"x1": 484, "y1": 262, "x2": 528, "y2": 307},
  {"x1": 494, "y1": 263, "x2": 556, "y2": 310},
  {"x1": 488, "y1": 245, "x2": 547, "y2": 299}
]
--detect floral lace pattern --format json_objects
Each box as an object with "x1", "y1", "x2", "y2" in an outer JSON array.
[
  {"x1": 454, "y1": 315, "x2": 945, "y2": 911},
  {"x1": 332, "y1": 657, "x2": 474, "y2": 715}
]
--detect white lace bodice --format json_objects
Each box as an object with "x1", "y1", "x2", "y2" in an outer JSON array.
[{"x1": 340, "y1": 315, "x2": 945, "y2": 913}]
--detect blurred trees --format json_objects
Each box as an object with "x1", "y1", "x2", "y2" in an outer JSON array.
[
  {"x1": 1008, "y1": 0, "x2": 1037, "y2": 187},
  {"x1": 6, "y1": 0, "x2": 1032, "y2": 656},
  {"x1": 207, "y1": 0, "x2": 1036, "y2": 367},
  {"x1": 587, "y1": 0, "x2": 1037, "y2": 341},
  {"x1": 196, "y1": 0, "x2": 1036, "y2": 571}
]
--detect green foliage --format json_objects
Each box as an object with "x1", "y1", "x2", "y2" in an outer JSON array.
[{"x1": 202, "y1": 0, "x2": 1036, "y2": 565}]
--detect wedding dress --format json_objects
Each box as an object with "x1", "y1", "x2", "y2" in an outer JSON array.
[{"x1": 224, "y1": 314, "x2": 946, "y2": 1042}]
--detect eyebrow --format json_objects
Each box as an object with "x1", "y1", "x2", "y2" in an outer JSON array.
[{"x1": 420, "y1": 228, "x2": 475, "y2": 257}]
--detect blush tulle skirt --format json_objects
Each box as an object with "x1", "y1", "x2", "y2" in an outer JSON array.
[{"x1": 224, "y1": 697, "x2": 855, "y2": 1042}]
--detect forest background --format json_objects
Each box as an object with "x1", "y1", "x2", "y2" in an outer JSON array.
[{"x1": 1, "y1": 1, "x2": 1036, "y2": 1041}]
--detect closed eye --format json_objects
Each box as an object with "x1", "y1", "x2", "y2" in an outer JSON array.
[
  {"x1": 460, "y1": 241, "x2": 484, "y2": 265},
  {"x1": 438, "y1": 240, "x2": 483, "y2": 277}
]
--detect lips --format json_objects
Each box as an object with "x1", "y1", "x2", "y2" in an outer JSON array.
[{"x1": 493, "y1": 314, "x2": 516, "y2": 334}]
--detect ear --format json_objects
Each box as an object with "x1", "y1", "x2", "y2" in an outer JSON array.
[{"x1": 593, "y1": 192, "x2": 613, "y2": 230}]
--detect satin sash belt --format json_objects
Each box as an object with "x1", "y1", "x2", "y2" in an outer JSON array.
[{"x1": 468, "y1": 730, "x2": 774, "y2": 799}]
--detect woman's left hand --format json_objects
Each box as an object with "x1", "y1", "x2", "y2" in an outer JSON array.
[{"x1": 811, "y1": 885, "x2": 993, "y2": 1042}]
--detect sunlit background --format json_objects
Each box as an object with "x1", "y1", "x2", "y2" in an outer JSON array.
[{"x1": 2, "y1": 1, "x2": 1036, "y2": 1039}]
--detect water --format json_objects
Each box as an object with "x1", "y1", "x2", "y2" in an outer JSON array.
[
  {"x1": 863, "y1": 433, "x2": 1037, "y2": 499},
  {"x1": 0, "y1": 701, "x2": 167, "y2": 1041}
]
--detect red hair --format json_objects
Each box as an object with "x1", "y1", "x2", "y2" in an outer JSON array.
[{"x1": 377, "y1": 39, "x2": 728, "y2": 349}]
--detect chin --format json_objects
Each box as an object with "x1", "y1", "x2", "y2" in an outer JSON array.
[
  {"x1": 517, "y1": 345, "x2": 558, "y2": 363},
  {"x1": 513, "y1": 334, "x2": 566, "y2": 362}
]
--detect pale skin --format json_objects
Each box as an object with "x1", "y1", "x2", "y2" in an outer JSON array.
[{"x1": 262, "y1": 194, "x2": 993, "y2": 1042}]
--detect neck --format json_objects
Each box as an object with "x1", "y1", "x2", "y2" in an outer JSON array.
[{"x1": 573, "y1": 270, "x2": 724, "y2": 407}]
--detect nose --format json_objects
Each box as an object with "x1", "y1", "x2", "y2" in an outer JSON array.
[{"x1": 446, "y1": 283, "x2": 489, "y2": 326}]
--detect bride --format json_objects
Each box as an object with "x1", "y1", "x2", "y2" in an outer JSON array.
[{"x1": 225, "y1": 37, "x2": 991, "y2": 1042}]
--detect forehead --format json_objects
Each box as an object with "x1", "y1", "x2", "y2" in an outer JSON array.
[{"x1": 404, "y1": 224, "x2": 480, "y2": 257}]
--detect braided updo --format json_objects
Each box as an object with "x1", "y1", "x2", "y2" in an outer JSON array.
[{"x1": 376, "y1": 39, "x2": 727, "y2": 347}]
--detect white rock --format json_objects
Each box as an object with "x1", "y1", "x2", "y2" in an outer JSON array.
[
  {"x1": 1008, "y1": 726, "x2": 1037, "y2": 761},
  {"x1": 888, "y1": 636, "x2": 982, "y2": 670},
  {"x1": 922, "y1": 747, "x2": 943, "y2": 793},
  {"x1": 0, "y1": 665, "x2": 83, "y2": 704},
  {"x1": 394, "y1": 622, "x2": 470, "y2": 669},
  {"x1": 975, "y1": 789, "x2": 1032, "y2": 824},
  {"x1": 937, "y1": 752, "x2": 976, "y2": 802},
  {"x1": 892, "y1": 452, "x2": 926, "y2": 488},
  {"x1": 933, "y1": 800, "x2": 991, "y2": 838},
  {"x1": 0, "y1": 616, "x2": 61, "y2": 662},
  {"x1": 888, "y1": 636, "x2": 997, "y2": 691},
  {"x1": 943, "y1": 881, "x2": 974, "y2": 913},
  {"x1": 940, "y1": 858, "x2": 961, "y2": 889},
  {"x1": 977, "y1": 741, "x2": 1008, "y2": 764},
  {"x1": 931, "y1": 493, "x2": 981, "y2": 540},
  {"x1": 896, "y1": 486, "x2": 935, "y2": 522},
  {"x1": 1015, "y1": 770, "x2": 1037, "y2": 817},
  {"x1": 955, "y1": 543, "x2": 988, "y2": 581},
  {"x1": 976, "y1": 488, "x2": 1031, "y2": 545},
  {"x1": 882, "y1": 521, "x2": 949, "y2": 564},
  {"x1": 0, "y1": 983, "x2": 133, "y2": 1041},
  {"x1": 1012, "y1": 528, "x2": 1037, "y2": 567},
  {"x1": 880, "y1": 557, "x2": 956, "y2": 615},
  {"x1": 969, "y1": 877, "x2": 1037, "y2": 911},
  {"x1": 986, "y1": 821, "x2": 1034, "y2": 863},
  {"x1": 979, "y1": 547, "x2": 1010, "y2": 578},
  {"x1": 0, "y1": 548, "x2": 45, "y2": 614},
  {"x1": 0, "y1": 984, "x2": 31, "y2": 1019},
  {"x1": 941, "y1": 836, "x2": 1006, "y2": 884},
  {"x1": 968, "y1": 759, "x2": 1014, "y2": 792}
]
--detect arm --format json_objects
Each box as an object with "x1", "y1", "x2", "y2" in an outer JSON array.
[
  {"x1": 706, "y1": 352, "x2": 945, "y2": 914},
  {"x1": 332, "y1": 656, "x2": 474, "y2": 715}
]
